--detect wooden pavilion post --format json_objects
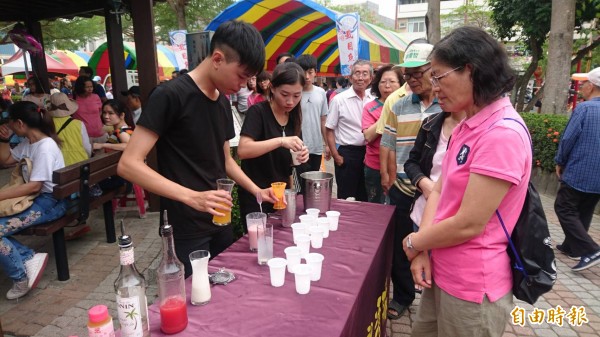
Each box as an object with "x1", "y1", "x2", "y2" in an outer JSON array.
[
  {"x1": 24, "y1": 20, "x2": 49, "y2": 93},
  {"x1": 130, "y1": 0, "x2": 160, "y2": 212},
  {"x1": 104, "y1": 5, "x2": 128, "y2": 102}
]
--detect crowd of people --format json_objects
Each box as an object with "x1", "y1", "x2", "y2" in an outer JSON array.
[{"x1": 1, "y1": 18, "x2": 599, "y2": 337}]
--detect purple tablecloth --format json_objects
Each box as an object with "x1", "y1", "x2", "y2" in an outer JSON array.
[{"x1": 147, "y1": 197, "x2": 395, "y2": 336}]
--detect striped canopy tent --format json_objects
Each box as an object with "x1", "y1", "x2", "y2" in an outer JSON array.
[
  {"x1": 88, "y1": 42, "x2": 178, "y2": 81},
  {"x1": 0, "y1": 49, "x2": 79, "y2": 76},
  {"x1": 206, "y1": 0, "x2": 408, "y2": 76},
  {"x1": 50, "y1": 50, "x2": 89, "y2": 70},
  {"x1": 74, "y1": 51, "x2": 92, "y2": 63}
]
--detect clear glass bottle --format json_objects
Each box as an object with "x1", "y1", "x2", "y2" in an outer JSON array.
[
  {"x1": 157, "y1": 211, "x2": 188, "y2": 334},
  {"x1": 114, "y1": 221, "x2": 150, "y2": 337}
]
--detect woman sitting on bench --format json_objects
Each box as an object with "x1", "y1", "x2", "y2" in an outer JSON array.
[{"x1": 0, "y1": 101, "x2": 67, "y2": 300}]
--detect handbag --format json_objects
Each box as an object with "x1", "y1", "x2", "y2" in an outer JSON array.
[
  {"x1": 495, "y1": 118, "x2": 557, "y2": 305},
  {"x1": 0, "y1": 158, "x2": 39, "y2": 216}
]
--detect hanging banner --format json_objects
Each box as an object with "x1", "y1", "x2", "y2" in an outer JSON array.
[
  {"x1": 169, "y1": 30, "x2": 189, "y2": 70},
  {"x1": 336, "y1": 13, "x2": 360, "y2": 76}
]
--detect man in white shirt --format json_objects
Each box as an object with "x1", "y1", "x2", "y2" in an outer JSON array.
[
  {"x1": 325, "y1": 60, "x2": 374, "y2": 201},
  {"x1": 121, "y1": 86, "x2": 142, "y2": 125},
  {"x1": 294, "y1": 54, "x2": 329, "y2": 171}
]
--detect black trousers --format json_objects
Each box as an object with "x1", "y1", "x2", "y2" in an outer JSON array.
[
  {"x1": 174, "y1": 226, "x2": 234, "y2": 278},
  {"x1": 389, "y1": 186, "x2": 415, "y2": 306},
  {"x1": 334, "y1": 145, "x2": 367, "y2": 201},
  {"x1": 555, "y1": 182, "x2": 600, "y2": 256}
]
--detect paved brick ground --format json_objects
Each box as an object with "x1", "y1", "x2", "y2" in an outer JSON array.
[{"x1": 0, "y1": 162, "x2": 599, "y2": 336}]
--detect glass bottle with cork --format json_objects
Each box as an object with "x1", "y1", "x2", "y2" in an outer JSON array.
[
  {"x1": 114, "y1": 220, "x2": 150, "y2": 337},
  {"x1": 157, "y1": 210, "x2": 188, "y2": 334}
]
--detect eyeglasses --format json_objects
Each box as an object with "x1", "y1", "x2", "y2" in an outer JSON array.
[
  {"x1": 403, "y1": 67, "x2": 431, "y2": 81},
  {"x1": 430, "y1": 66, "x2": 463, "y2": 87},
  {"x1": 379, "y1": 80, "x2": 400, "y2": 86}
]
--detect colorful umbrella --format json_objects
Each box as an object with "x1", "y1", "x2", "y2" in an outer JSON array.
[
  {"x1": 50, "y1": 50, "x2": 89, "y2": 71},
  {"x1": 206, "y1": 0, "x2": 408, "y2": 76},
  {"x1": 88, "y1": 42, "x2": 178, "y2": 81},
  {"x1": 0, "y1": 49, "x2": 79, "y2": 76}
]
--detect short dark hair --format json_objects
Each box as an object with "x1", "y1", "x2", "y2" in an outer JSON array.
[
  {"x1": 178, "y1": 69, "x2": 188, "y2": 75},
  {"x1": 210, "y1": 20, "x2": 265, "y2": 76},
  {"x1": 295, "y1": 54, "x2": 317, "y2": 72},
  {"x1": 370, "y1": 64, "x2": 403, "y2": 99},
  {"x1": 271, "y1": 62, "x2": 305, "y2": 136},
  {"x1": 276, "y1": 52, "x2": 293, "y2": 64},
  {"x1": 430, "y1": 26, "x2": 516, "y2": 107},
  {"x1": 79, "y1": 66, "x2": 94, "y2": 77}
]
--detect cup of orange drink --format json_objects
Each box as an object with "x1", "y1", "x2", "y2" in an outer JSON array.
[
  {"x1": 212, "y1": 178, "x2": 235, "y2": 226},
  {"x1": 271, "y1": 182, "x2": 287, "y2": 210}
]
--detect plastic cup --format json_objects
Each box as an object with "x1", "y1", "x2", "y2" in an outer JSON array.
[
  {"x1": 271, "y1": 182, "x2": 287, "y2": 210},
  {"x1": 284, "y1": 246, "x2": 302, "y2": 273},
  {"x1": 299, "y1": 214, "x2": 315, "y2": 225},
  {"x1": 305, "y1": 253, "x2": 324, "y2": 281},
  {"x1": 293, "y1": 264, "x2": 313, "y2": 295},
  {"x1": 291, "y1": 223, "x2": 308, "y2": 244},
  {"x1": 326, "y1": 211, "x2": 340, "y2": 231},
  {"x1": 317, "y1": 217, "x2": 330, "y2": 238},
  {"x1": 212, "y1": 178, "x2": 235, "y2": 226},
  {"x1": 257, "y1": 222, "x2": 273, "y2": 265},
  {"x1": 296, "y1": 234, "x2": 311, "y2": 257},
  {"x1": 305, "y1": 208, "x2": 320, "y2": 218},
  {"x1": 308, "y1": 226, "x2": 323, "y2": 249},
  {"x1": 246, "y1": 212, "x2": 267, "y2": 251},
  {"x1": 267, "y1": 258, "x2": 287, "y2": 287},
  {"x1": 290, "y1": 149, "x2": 301, "y2": 165}
]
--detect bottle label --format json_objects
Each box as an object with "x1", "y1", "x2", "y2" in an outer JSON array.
[
  {"x1": 117, "y1": 296, "x2": 143, "y2": 337},
  {"x1": 120, "y1": 249, "x2": 134, "y2": 265},
  {"x1": 88, "y1": 323, "x2": 115, "y2": 337}
]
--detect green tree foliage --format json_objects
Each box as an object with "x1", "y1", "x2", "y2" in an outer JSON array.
[
  {"x1": 40, "y1": 17, "x2": 105, "y2": 50},
  {"x1": 440, "y1": 2, "x2": 494, "y2": 36},
  {"x1": 316, "y1": 0, "x2": 384, "y2": 27}
]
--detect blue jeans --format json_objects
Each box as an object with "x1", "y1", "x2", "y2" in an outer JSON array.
[
  {"x1": 364, "y1": 165, "x2": 388, "y2": 204},
  {"x1": 0, "y1": 193, "x2": 67, "y2": 282}
]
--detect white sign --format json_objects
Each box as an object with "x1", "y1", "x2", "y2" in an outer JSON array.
[
  {"x1": 169, "y1": 30, "x2": 189, "y2": 70},
  {"x1": 336, "y1": 13, "x2": 360, "y2": 76}
]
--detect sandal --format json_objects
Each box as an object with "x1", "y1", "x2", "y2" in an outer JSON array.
[{"x1": 387, "y1": 299, "x2": 408, "y2": 320}]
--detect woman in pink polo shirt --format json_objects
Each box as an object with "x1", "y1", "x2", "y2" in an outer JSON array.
[
  {"x1": 402, "y1": 27, "x2": 532, "y2": 337},
  {"x1": 73, "y1": 76, "x2": 107, "y2": 144}
]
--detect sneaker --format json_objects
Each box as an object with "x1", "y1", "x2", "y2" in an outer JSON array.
[
  {"x1": 6, "y1": 278, "x2": 29, "y2": 300},
  {"x1": 556, "y1": 244, "x2": 580, "y2": 261},
  {"x1": 24, "y1": 253, "x2": 48, "y2": 289},
  {"x1": 572, "y1": 250, "x2": 600, "y2": 272}
]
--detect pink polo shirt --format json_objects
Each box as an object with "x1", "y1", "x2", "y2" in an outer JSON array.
[{"x1": 431, "y1": 97, "x2": 532, "y2": 304}]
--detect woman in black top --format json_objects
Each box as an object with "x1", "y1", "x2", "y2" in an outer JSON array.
[{"x1": 238, "y1": 62, "x2": 309, "y2": 221}]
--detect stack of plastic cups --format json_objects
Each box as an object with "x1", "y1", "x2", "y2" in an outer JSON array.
[
  {"x1": 284, "y1": 246, "x2": 302, "y2": 273},
  {"x1": 308, "y1": 226, "x2": 323, "y2": 249},
  {"x1": 291, "y1": 223, "x2": 307, "y2": 244}
]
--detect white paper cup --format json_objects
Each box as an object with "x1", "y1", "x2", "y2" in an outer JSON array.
[
  {"x1": 326, "y1": 211, "x2": 340, "y2": 231},
  {"x1": 305, "y1": 253, "x2": 324, "y2": 281},
  {"x1": 305, "y1": 208, "x2": 320, "y2": 218},
  {"x1": 291, "y1": 223, "x2": 307, "y2": 244},
  {"x1": 293, "y1": 264, "x2": 312, "y2": 295},
  {"x1": 296, "y1": 234, "x2": 311, "y2": 257},
  {"x1": 267, "y1": 258, "x2": 287, "y2": 287},
  {"x1": 317, "y1": 217, "x2": 330, "y2": 238},
  {"x1": 284, "y1": 246, "x2": 302, "y2": 273},
  {"x1": 308, "y1": 226, "x2": 323, "y2": 249}
]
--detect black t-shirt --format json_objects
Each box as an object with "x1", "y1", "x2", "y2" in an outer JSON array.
[
  {"x1": 240, "y1": 101, "x2": 295, "y2": 191},
  {"x1": 137, "y1": 74, "x2": 235, "y2": 239}
]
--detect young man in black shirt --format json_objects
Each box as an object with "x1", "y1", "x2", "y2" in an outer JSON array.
[{"x1": 118, "y1": 20, "x2": 276, "y2": 277}]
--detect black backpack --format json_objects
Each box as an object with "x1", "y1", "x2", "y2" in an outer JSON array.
[{"x1": 496, "y1": 118, "x2": 557, "y2": 305}]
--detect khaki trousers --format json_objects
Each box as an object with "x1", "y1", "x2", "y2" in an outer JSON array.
[{"x1": 411, "y1": 282, "x2": 513, "y2": 337}]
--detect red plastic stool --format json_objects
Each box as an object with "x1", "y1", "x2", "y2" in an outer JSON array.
[{"x1": 113, "y1": 184, "x2": 147, "y2": 218}]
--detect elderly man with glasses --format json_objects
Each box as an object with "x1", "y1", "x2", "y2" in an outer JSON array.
[
  {"x1": 325, "y1": 60, "x2": 374, "y2": 201},
  {"x1": 380, "y1": 42, "x2": 442, "y2": 319}
]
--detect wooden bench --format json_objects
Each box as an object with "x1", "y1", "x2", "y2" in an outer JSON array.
[{"x1": 18, "y1": 151, "x2": 125, "y2": 281}]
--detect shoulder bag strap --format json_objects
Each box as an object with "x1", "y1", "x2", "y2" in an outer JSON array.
[{"x1": 56, "y1": 117, "x2": 74, "y2": 135}]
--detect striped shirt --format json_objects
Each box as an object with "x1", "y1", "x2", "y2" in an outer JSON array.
[{"x1": 380, "y1": 93, "x2": 441, "y2": 195}]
